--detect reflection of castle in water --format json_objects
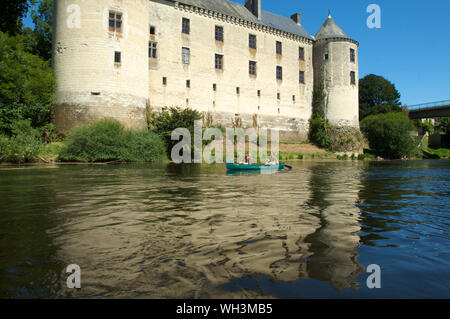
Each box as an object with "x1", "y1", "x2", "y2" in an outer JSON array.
[{"x1": 51, "y1": 163, "x2": 364, "y2": 298}]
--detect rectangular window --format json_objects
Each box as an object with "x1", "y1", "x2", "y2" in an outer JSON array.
[
  {"x1": 150, "y1": 25, "x2": 156, "y2": 35},
  {"x1": 249, "y1": 34, "x2": 257, "y2": 49},
  {"x1": 299, "y1": 70, "x2": 305, "y2": 84},
  {"x1": 249, "y1": 61, "x2": 257, "y2": 76},
  {"x1": 149, "y1": 42, "x2": 157, "y2": 59},
  {"x1": 350, "y1": 71, "x2": 356, "y2": 85},
  {"x1": 350, "y1": 48, "x2": 355, "y2": 62},
  {"x1": 276, "y1": 66, "x2": 283, "y2": 80},
  {"x1": 109, "y1": 12, "x2": 122, "y2": 33},
  {"x1": 182, "y1": 18, "x2": 190, "y2": 34},
  {"x1": 186, "y1": 80, "x2": 190, "y2": 88},
  {"x1": 293, "y1": 95, "x2": 296, "y2": 102},
  {"x1": 182, "y1": 47, "x2": 190, "y2": 64},
  {"x1": 276, "y1": 41, "x2": 282, "y2": 55},
  {"x1": 277, "y1": 93, "x2": 280, "y2": 100},
  {"x1": 299, "y1": 47, "x2": 305, "y2": 60},
  {"x1": 325, "y1": 53, "x2": 329, "y2": 60},
  {"x1": 162, "y1": 77, "x2": 167, "y2": 86},
  {"x1": 114, "y1": 51, "x2": 121, "y2": 63},
  {"x1": 236, "y1": 87, "x2": 240, "y2": 95},
  {"x1": 257, "y1": 90, "x2": 261, "y2": 97},
  {"x1": 215, "y1": 26, "x2": 223, "y2": 42},
  {"x1": 215, "y1": 54, "x2": 223, "y2": 70},
  {"x1": 213, "y1": 83, "x2": 217, "y2": 91}
]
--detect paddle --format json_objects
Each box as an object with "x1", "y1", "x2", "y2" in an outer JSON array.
[{"x1": 284, "y1": 164, "x2": 293, "y2": 170}]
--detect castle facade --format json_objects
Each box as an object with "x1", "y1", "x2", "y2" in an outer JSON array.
[{"x1": 53, "y1": 0, "x2": 359, "y2": 141}]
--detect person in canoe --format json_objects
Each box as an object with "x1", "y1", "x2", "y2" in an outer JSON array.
[
  {"x1": 245, "y1": 152, "x2": 251, "y2": 165},
  {"x1": 238, "y1": 152, "x2": 251, "y2": 165},
  {"x1": 265, "y1": 152, "x2": 279, "y2": 165}
]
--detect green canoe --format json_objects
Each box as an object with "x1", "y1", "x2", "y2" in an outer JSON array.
[{"x1": 226, "y1": 163, "x2": 285, "y2": 171}]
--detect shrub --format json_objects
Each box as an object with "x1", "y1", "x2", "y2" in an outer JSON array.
[
  {"x1": 148, "y1": 107, "x2": 203, "y2": 156},
  {"x1": 326, "y1": 125, "x2": 365, "y2": 153},
  {"x1": 0, "y1": 135, "x2": 8, "y2": 162},
  {"x1": 361, "y1": 112, "x2": 416, "y2": 159},
  {"x1": 0, "y1": 120, "x2": 44, "y2": 163},
  {"x1": 309, "y1": 84, "x2": 331, "y2": 148},
  {"x1": 58, "y1": 119, "x2": 166, "y2": 162},
  {"x1": 309, "y1": 116, "x2": 331, "y2": 148}
]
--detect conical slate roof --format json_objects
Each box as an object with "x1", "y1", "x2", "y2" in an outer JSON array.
[{"x1": 315, "y1": 14, "x2": 349, "y2": 40}]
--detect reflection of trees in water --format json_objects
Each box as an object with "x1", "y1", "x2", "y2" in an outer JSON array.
[{"x1": 0, "y1": 167, "x2": 66, "y2": 298}]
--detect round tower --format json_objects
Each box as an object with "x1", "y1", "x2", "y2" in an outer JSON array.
[
  {"x1": 53, "y1": 0, "x2": 149, "y2": 131},
  {"x1": 313, "y1": 14, "x2": 359, "y2": 127}
]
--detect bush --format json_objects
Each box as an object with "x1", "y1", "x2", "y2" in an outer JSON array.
[
  {"x1": 309, "y1": 84, "x2": 331, "y2": 148},
  {"x1": 58, "y1": 119, "x2": 166, "y2": 162},
  {"x1": 326, "y1": 125, "x2": 365, "y2": 153},
  {"x1": 148, "y1": 107, "x2": 203, "y2": 156},
  {"x1": 0, "y1": 135, "x2": 8, "y2": 162},
  {"x1": 309, "y1": 116, "x2": 331, "y2": 148},
  {"x1": 361, "y1": 112, "x2": 416, "y2": 159},
  {"x1": 0, "y1": 120, "x2": 44, "y2": 163}
]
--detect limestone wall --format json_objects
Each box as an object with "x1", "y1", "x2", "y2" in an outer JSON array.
[
  {"x1": 148, "y1": 0, "x2": 314, "y2": 140},
  {"x1": 313, "y1": 39, "x2": 359, "y2": 127},
  {"x1": 53, "y1": 0, "x2": 150, "y2": 131}
]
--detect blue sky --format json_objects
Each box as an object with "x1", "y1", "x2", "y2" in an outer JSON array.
[{"x1": 23, "y1": 0, "x2": 450, "y2": 105}]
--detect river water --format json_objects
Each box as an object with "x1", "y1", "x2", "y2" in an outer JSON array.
[{"x1": 0, "y1": 160, "x2": 449, "y2": 298}]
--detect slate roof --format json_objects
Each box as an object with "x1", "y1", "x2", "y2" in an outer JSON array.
[
  {"x1": 315, "y1": 15, "x2": 350, "y2": 40},
  {"x1": 175, "y1": 0, "x2": 314, "y2": 40}
]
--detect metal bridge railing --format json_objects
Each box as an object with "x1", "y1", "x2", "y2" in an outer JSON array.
[{"x1": 407, "y1": 100, "x2": 450, "y2": 110}]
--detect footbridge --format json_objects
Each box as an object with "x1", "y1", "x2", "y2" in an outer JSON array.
[{"x1": 407, "y1": 100, "x2": 450, "y2": 119}]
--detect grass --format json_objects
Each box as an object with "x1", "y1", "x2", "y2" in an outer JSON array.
[{"x1": 424, "y1": 147, "x2": 450, "y2": 159}]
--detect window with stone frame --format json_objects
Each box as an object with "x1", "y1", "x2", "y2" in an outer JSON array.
[
  {"x1": 276, "y1": 41, "x2": 282, "y2": 55},
  {"x1": 182, "y1": 47, "x2": 190, "y2": 64},
  {"x1": 276, "y1": 66, "x2": 283, "y2": 80},
  {"x1": 149, "y1": 42, "x2": 157, "y2": 59},
  {"x1": 299, "y1": 70, "x2": 305, "y2": 84},
  {"x1": 215, "y1": 54, "x2": 223, "y2": 70},
  {"x1": 215, "y1": 26, "x2": 224, "y2": 42},
  {"x1": 299, "y1": 47, "x2": 305, "y2": 61},
  {"x1": 109, "y1": 11, "x2": 122, "y2": 33},
  {"x1": 249, "y1": 61, "x2": 257, "y2": 76},
  {"x1": 182, "y1": 18, "x2": 190, "y2": 34},
  {"x1": 249, "y1": 34, "x2": 257, "y2": 49}
]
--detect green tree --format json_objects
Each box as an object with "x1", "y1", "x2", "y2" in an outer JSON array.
[
  {"x1": 361, "y1": 112, "x2": 416, "y2": 159},
  {"x1": 0, "y1": 31, "x2": 55, "y2": 135},
  {"x1": 23, "y1": 0, "x2": 54, "y2": 60},
  {"x1": 148, "y1": 107, "x2": 203, "y2": 156},
  {"x1": 439, "y1": 117, "x2": 450, "y2": 135},
  {"x1": 359, "y1": 74, "x2": 402, "y2": 121},
  {"x1": 0, "y1": 0, "x2": 35, "y2": 35}
]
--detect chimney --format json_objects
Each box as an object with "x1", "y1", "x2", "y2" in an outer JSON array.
[
  {"x1": 245, "y1": 0, "x2": 261, "y2": 20},
  {"x1": 291, "y1": 13, "x2": 301, "y2": 25}
]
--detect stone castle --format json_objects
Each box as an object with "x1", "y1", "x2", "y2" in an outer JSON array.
[{"x1": 53, "y1": 0, "x2": 359, "y2": 141}]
